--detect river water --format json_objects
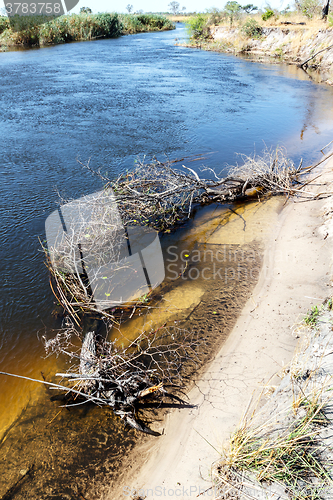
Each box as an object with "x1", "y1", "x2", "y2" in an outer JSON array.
[{"x1": 1, "y1": 23, "x2": 333, "y2": 498}]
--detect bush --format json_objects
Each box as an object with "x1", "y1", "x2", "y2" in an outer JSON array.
[
  {"x1": 206, "y1": 7, "x2": 225, "y2": 25},
  {"x1": 0, "y1": 16, "x2": 10, "y2": 34},
  {"x1": 186, "y1": 14, "x2": 209, "y2": 39},
  {"x1": 7, "y1": 14, "x2": 51, "y2": 45},
  {"x1": 262, "y1": 8, "x2": 275, "y2": 20},
  {"x1": 295, "y1": 0, "x2": 321, "y2": 18},
  {"x1": 91, "y1": 13, "x2": 122, "y2": 38},
  {"x1": 120, "y1": 13, "x2": 174, "y2": 33},
  {"x1": 241, "y1": 18, "x2": 262, "y2": 38}
]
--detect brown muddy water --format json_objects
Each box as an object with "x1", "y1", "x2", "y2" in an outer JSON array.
[{"x1": 1, "y1": 22, "x2": 333, "y2": 499}]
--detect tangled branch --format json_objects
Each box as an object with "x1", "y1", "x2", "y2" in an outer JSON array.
[
  {"x1": 39, "y1": 323, "x2": 202, "y2": 434},
  {"x1": 38, "y1": 146, "x2": 332, "y2": 433},
  {"x1": 105, "y1": 148, "x2": 304, "y2": 231},
  {"x1": 46, "y1": 147, "x2": 314, "y2": 322}
]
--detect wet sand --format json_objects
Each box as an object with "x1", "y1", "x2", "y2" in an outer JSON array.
[{"x1": 107, "y1": 157, "x2": 333, "y2": 500}]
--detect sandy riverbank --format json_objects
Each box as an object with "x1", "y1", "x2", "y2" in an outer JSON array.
[{"x1": 106, "y1": 156, "x2": 333, "y2": 500}]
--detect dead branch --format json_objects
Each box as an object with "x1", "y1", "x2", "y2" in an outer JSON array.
[
  {"x1": 38, "y1": 323, "x2": 203, "y2": 434},
  {"x1": 38, "y1": 146, "x2": 332, "y2": 434},
  {"x1": 44, "y1": 147, "x2": 322, "y2": 325},
  {"x1": 298, "y1": 43, "x2": 333, "y2": 69}
]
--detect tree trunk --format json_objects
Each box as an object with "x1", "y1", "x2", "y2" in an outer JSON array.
[{"x1": 322, "y1": 0, "x2": 330, "y2": 19}]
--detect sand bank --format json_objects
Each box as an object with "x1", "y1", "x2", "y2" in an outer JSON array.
[{"x1": 107, "y1": 157, "x2": 333, "y2": 500}]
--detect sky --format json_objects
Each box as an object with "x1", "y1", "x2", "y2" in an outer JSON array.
[
  {"x1": 0, "y1": 0, "x2": 292, "y2": 17},
  {"x1": 70, "y1": 0, "x2": 291, "y2": 14}
]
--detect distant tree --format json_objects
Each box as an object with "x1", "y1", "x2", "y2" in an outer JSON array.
[
  {"x1": 224, "y1": 1, "x2": 242, "y2": 25},
  {"x1": 206, "y1": 7, "x2": 224, "y2": 24},
  {"x1": 281, "y1": 3, "x2": 291, "y2": 14},
  {"x1": 80, "y1": 7, "x2": 92, "y2": 14},
  {"x1": 126, "y1": 4, "x2": 134, "y2": 13},
  {"x1": 169, "y1": 1, "x2": 180, "y2": 14},
  {"x1": 136, "y1": 9, "x2": 144, "y2": 13},
  {"x1": 182, "y1": 6, "x2": 187, "y2": 13},
  {"x1": 242, "y1": 3, "x2": 258, "y2": 12}
]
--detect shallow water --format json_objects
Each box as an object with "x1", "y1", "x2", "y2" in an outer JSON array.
[{"x1": 1, "y1": 23, "x2": 333, "y2": 497}]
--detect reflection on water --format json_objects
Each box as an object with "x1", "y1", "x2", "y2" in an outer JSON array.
[{"x1": 1, "y1": 22, "x2": 333, "y2": 497}]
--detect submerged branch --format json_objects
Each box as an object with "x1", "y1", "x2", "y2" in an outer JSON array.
[
  {"x1": 44, "y1": 146, "x2": 330, "y2": 334},
  {"x1": 38, "y1": 145, "x2": 333, "y2": 433}
]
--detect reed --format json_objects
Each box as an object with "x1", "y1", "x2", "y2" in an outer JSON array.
[
  {"x1": 120, "y1": 13, "x2": 175, "y2": 34},
  {"x1": 0, "y1": 12, "x2": 174, "y2": 47}
]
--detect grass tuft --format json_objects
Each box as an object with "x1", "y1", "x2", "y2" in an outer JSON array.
[
  {"x1": 215, "y1": 385, "x2": 332, "y2": 499},
  {"x1": 304, "y1": 305, "x2": 322, "y2": 327}
]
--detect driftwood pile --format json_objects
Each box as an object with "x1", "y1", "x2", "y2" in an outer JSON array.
[
  {"x1": 98, "y1": 147, "x2": 304, "y2": 230},
  {"x1": 47, "y1": 147, "x2": 324, "y2": 325},
  {"x1": 34, "y1": 147, "x2": 333, "y2": 433},
  {"x1": 40, "y1": 323, "x2": 200, "y2": 434}
]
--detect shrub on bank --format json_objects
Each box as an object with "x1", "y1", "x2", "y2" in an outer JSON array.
[
  {"x1": 5, "y1": 14, "x2": 51, "y2": 45},
  {"x1": 241, "y1": 18, "x2": 262, "y2": 38},
  {"x1": 261, "y1": 8, "x2": 275, "y2": 20},
  {"x1": 295, "y1": 0, "x2": 322, "y2": 18},
  {"x1": 0, "y1": 16, "x2": 10, "y2": 34},
  {"x1": 120, "y1": 13, "x2": 175, "y2": 33},
  {"x1": 186, "y1": 14, "x2": 210, "y2": 39},
  {"x1": 0, "y1": 12, "x2": 174, "y2": 47}
]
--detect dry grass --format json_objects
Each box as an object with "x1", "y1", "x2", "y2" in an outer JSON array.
[
  {"x1": 213, "y1": 12, "x2": 331, "y2": 43},
  {"x1": 214, "y1": 386, "x2": 332, "y2": 500},
  {"x1": 167, "y1": 15, "x2": 188, "y2": 22},
  {"x1": 214, "y1": 299, "x2": 333, "y2": 499},
  {"x1": 216, "y1": 12, "x2": 331, "y2": 30},
  {"x1": 252, "y1": 12, "x2": 329, "y2": 29}
]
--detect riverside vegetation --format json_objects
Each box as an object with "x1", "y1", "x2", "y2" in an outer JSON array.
[
  {"x1": 0, "y1": 12, "x2": 174, "y2": 48},
  {"x1": 185, "y1": 2, "x2": 333, "y2": 79},
  {"x1": 214, "y1": 298, "x2": 333, "y2": 500}
]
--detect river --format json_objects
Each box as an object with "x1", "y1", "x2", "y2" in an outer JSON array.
[{"x1": 1, "y1": 23, "x2": 333, "y2": 498}]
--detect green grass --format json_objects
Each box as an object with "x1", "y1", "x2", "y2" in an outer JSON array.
[
  {"x1": 304, "y1": 304, "x2": 321, "y2": 327},
  {"x1": 120, "y1": 13, "x2": 175, "y2": 34},
  {"x1": 0, "y1": 12, "x2": 174, "y2": 48}
]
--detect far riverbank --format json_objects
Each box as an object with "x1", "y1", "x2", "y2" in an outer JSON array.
[
  {"x1": 183, "y1": 22, "x2": 333, "y2": 84},
  {"x1": 0, "y1": 12, "x2": 175, "y2": 50}
]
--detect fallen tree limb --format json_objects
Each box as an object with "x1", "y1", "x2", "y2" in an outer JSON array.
[
  {"x1": 38, "y1": 145, "x2": 333, "y2": 434},
  {"x1": 298, "y1": 43, "x2": 333, "y2": 69}
]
